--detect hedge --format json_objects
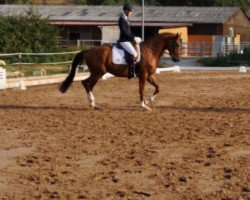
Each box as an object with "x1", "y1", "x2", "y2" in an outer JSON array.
[
  {"x1": 198, "y1": 47, "x2": 250, "y2": 66},
  {"x1": 0, "y1": 7, "x2": 59, "y2": 54}
]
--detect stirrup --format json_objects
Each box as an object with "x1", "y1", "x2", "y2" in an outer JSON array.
[
  {"x1": 132, "y1": 69, "x2": 136, "y2": 78},
  {"x1": 128, "y1": 64, "x2": 136, "y2": 78},
  {"x1": 132, "y1": 62, "x2": 137, "y2": 77}
]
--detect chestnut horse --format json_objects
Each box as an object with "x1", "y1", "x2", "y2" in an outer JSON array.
[{"x1": 60, "y1": 32, "x2": 181, "y2": 110}]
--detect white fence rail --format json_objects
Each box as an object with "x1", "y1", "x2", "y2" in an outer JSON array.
[
  {"x1": 0, "y1": 51, "x2": 83, "y2": 87},
  {"x1": 0, "y1": 51, "x2": 80, "y2": 65}
]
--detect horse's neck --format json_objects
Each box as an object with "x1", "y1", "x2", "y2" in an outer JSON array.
[{"x1": 143, "y1": 37, "x2": 166, "y2": 58}]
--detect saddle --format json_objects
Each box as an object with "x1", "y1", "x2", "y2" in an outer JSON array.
[{"x1": 112, "y1": 43, "x2": 141, "y2": 65}]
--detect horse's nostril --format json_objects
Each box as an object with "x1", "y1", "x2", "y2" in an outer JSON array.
[{"x1": 172, "y1": 57, "x2": 180, "y2": 62}]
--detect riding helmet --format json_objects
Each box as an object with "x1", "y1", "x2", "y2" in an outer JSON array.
[{"x1": 123, "y1": 3, "x2": 134, "y2": 12}]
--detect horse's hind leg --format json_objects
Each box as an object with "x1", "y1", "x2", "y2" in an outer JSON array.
[
  {"x1": 82, "y1": 74, "x2": 101, "y2": 108},
  {"x1": 147, "y1": 75, "x2": 159, "y2": 103}
]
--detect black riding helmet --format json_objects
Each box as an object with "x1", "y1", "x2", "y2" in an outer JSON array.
[{"x1": 123, "y1": 3, "x2": 134, "y2": 12}]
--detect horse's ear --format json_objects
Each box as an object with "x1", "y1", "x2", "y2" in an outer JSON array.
[{"x1": 175, "y1": 33, "x2": 182, "y2": 41}]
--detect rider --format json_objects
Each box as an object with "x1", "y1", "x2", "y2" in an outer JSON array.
[{"x1": 118, "y1": 3, "x2": 141, "y2": 79}]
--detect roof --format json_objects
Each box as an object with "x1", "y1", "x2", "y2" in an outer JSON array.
[
  {"x1": 50, "y1": 21, "x2": 190, "y2": 28},
  {"x1": 0, "y1": 5, "x2": 241, "y2": 24}
]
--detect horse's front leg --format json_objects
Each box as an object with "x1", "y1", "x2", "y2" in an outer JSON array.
[
  {"x1": 139, "y1": 76, "x2": 152, "y2": 111},
  {"x1": 147, "y1": 75, "x2": 159, "y2": 103}
]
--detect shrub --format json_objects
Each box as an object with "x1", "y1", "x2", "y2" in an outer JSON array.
[
  {"x1": 198, "y1": 48, "x2": 250, "y2": 66},
  {"x1": 0, "y1": 7, "x2": 59, "y2": 54}
]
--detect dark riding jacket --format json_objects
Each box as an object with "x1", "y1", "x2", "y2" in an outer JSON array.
[{"x1": 118, "y1": 13, "x2": 135, "y2": 42}]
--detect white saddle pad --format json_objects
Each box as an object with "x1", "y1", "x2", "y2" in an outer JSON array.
[{"x1": 112, "y1": 45, "x2": 141, "y2": 65}]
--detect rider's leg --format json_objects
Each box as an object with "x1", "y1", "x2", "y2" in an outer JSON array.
[
  {"x1": 120, "y1": 42, "x2": 137, "y2": 78},
  {"x1": 120, "y1": 42, "x2": 137, "y2": 58}
]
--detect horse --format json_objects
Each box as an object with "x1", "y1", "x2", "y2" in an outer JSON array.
[{"x1": 59, "y1": 32, "x2": 181, "y2": 111}]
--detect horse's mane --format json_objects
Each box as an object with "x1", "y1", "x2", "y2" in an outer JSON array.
[{"x1": 143, "y1": 32, "x2": 177, "y2": 44}]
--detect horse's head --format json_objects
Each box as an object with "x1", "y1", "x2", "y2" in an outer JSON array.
[
  {"x1": 164, "y1": 33, "x2": 181, "y2": 62},
  {"x1": 143, "y1": 32, "x2": 181, "y2": 63}
]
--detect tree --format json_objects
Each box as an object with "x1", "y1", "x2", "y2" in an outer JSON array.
[
  {"x1": 2, "y1": 0, "x2": 249, "y2": 12},
  {"x1": 86, "y1": 0, "x2": 105, "y2": 5},
  {"x1": 75, "y1": 0, "x2": 87, "y2": 4},
  {"x1": 216, "y1": 0, "x2": 249, "y2": 12},
  {"x1": 4, "y1": 0, "x2": 29, "y2": 3},
  {"x1": 156, "y1": 0, "x2": 249, "y2": 11},
  {"x1": 190, "y1": 0, "x2": 217, "y2": 6},
  {"x1": 0, "y1": 7, "x2": 59, "y2": 53},
  {"x1": 76, "y1": 0, "x2": 152, "y2": 5}
]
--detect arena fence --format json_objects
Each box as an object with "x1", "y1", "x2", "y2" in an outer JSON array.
[
  {"x1": 77, "y1": 40, "x2": 250, "y2": 58},
  {"x1": 0, "y1": 51, "x2": 80, "y2": 66},
  {"x1": 181, "y1": 42, "x2": 250, "y2": 57},
  {"x1": 0, "y1": 50, "x2": 89, "y2": 90},
  {"x1": 0, "y1": 45, "x2": 249, "y2": 90}
]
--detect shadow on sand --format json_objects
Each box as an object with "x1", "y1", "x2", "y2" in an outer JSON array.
[
  {"x1": 167, "y1": 106, "x2": 250, "y2": 114},
  {"x1": 0, "y1": 105, "x2": 88, "y2": 111},
  {"x1": 0, "y1": 104, "x2": 249, "y2": 113}
]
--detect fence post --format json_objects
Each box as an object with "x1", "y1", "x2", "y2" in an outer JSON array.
[
  {"x1": 201, "y1": 42, "x2": 204, "y2": 57},
  {"x1": 18, "y1": 52, "x2": 22, "y2": 77},
  {"x1": 0, "y1": 67, "x2": 6, "y2": 90}
]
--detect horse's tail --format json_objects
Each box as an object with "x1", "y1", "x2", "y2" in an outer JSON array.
[{"x1": 59, "y1": 50, "x2": 86, "y2": 93}]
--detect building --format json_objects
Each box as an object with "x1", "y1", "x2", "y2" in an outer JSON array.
[{"x1": 0, "y1": 5, "x2": 249, "y2": 55}]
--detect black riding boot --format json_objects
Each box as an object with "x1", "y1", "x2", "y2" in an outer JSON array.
[
  {"x1": 125, "y1": 55, "x2": 136, "y2": 79},
  {"x1": 128, "y1": 64, "x2": 136, "y2": 79}
]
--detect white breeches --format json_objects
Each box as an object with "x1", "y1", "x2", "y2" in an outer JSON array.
[{"x1": 120, "y1": 42, "x2": 137, "y2": 57}]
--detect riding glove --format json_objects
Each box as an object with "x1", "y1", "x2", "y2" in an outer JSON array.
[{"x1": 134, "y1": 37, "x2": 142, "y2": 44}]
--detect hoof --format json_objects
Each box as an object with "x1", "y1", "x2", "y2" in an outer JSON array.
[
  {"x1": 143, "y1": 106, "x2": 152, "y2": 111},
  {"x1": 93, "y1": 106, "x2": 100, "y2": 111},
  {"x1": 89, "y1": 105, "x2": 100, "y2": 111},
  {"x1": 144, "y1": 99, "x2": 150, "y2": 105},
  {"x1": 150, "y1": 95, "x2": 156, "y2": 102},
  {"x1": 89, "y1": 101, "x2": 96, "y2": 107},
  {"x1": 141, "y1": 101, "x2": 152, "y2": 111},
  {"x1": 89, "y1": 103, "x2": 100, "y2": 110},
  {"x1": 146, "y1": 95, "x2": 157, "y2": 105}
]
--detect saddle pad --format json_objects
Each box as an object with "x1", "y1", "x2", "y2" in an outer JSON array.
[{"x1": 112, "y1": 45, "x2": 141, "y2": 65}]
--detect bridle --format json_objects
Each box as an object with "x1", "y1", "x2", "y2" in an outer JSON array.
[
  {"x1": 146, "y1": 45, "x2": 175, "y2": 57},
  {"x1": 141, "y1": 35, "x2": 180, "y2": 63},
  {"x1": 145, "y1": 45, "x2": 169, "y2": 54}
]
